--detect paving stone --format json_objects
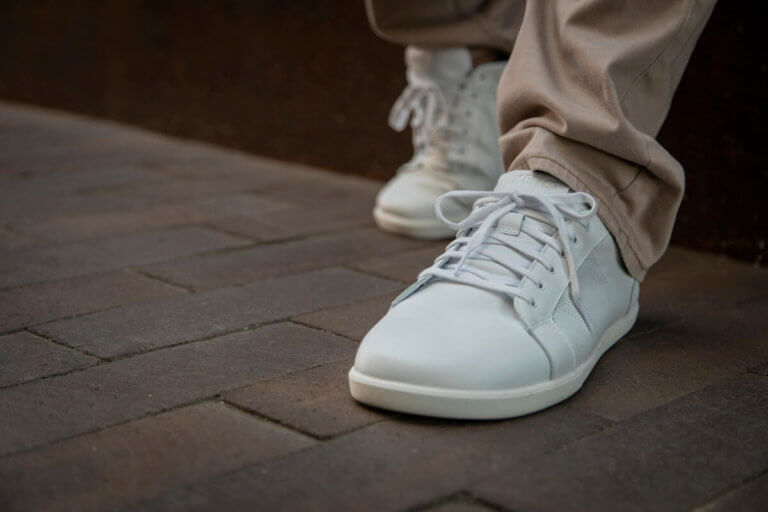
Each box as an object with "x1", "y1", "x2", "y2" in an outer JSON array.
[
  {"x1": 0, "y1": 103, "x2": 127, "y2": 147},
  {"x1": 565, "y1": 271, "x2": 768, "y2": 422},
  {"x1": 0, "y1": 271, "x2": 182, "y2": 332},
  {"x1": 750, "y1": 362, "x2": 768, "y2": 376},
  {"x1": 209, "y1": 204, "x2": 373, "y2": 243},
  {"x1": 0, "y1": 177, "x2": 273, "y2": 226},
  {"x1": 427, "y1": 503, "x2": 497, "y2": 512},
  {"x1": 0, "y1": 401, "x2": 314, "y2": 512},
  {"x1": 225, "y1": 358, "x2": 386, "y2": 438},
  {"x1": 1, "y1": 167, "x2": 159, "y2": 198},
  {"x1": 0, "y1": 189, "x2": 140, "y2": 226},
  {"x1": 203, "y1": 167, "x2": 380, "y2": 241},
  {"x1": 0, "y1": 332, "x2": 96, "y2": 388},
  {"x1": 652, "y1": 246, "x2": 762, "y2": 279},
  {"x1": 470, "y1": 374, "x2": 768, "y2": 512},
  {"x1": 143, "y1": 228, "x2": 425, "y2": 290},
  {"x1": 147, "y1": 147, "x2": 318, "y2": 186},
  {"x1": 0, "y1": 226, "x2": 249, "y2": 289},
  {"x1": 36, "y1": 268, "x2": 399, "y2": 358},
  {"x1": 0, "y1": 105, "x2": 207, "y2": 177},
  {"x1": 293, "y1": 293, "x2": 397, "y2": 341},
  {"x1": 697, "y1": 470, "x2": 768, "y2": 511},
  {"x1": 694, "y1": 300, "x2": 768, "y2": 365},
  {"x1": 0, "y1": 226, "x2": 43, "y2": 252},
  {"x1": 626, "y1": 248, "x2": 768, "y2": 342},
  {"x1": 566, "y1": 304, "x2": 768, "y2": 421},
  {"x1": 81, "y1": 177, "x2": 282, "y2": 210},
  {"x1": 0, "y1": 322, "x2": 353, "y2": 455},
  {"x1": 149, "y1": 154, "x2": 284, "y2": 181},
  {"x1": 136, "y1": 406, "x2": 607, "y2": 511},
  {"x1": 0, "y1": 131, "x2": 177, "y2": 175},
  {"x1": 349, "y1": 245, "x2": 445, "y2": 283},
  {"x1": 422, "y1": 496, "x2": 500, "y2": 512},
  {"x1": 0, "y1": 145, "x2": 185, "y2": 179},
  {"x1": 14, "y1": 194, "x2": 289, "y2": 242},
  {"x1": 253, "y1": 169, "x2": 380, "y2": 205},
  {"x1": 642, "y1": 247, "x2": 768, "y2": 316}
]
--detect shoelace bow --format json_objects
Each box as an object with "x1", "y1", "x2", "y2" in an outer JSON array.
[
  {"x1": 388, "y1": 72, "x2": 447, "y2": 137},
  {"x1": 388, "y1": 72, "x2": 468, "y2": 167},
  {"x1": 420, "y1": 190, "x2": 598, "y2": 330}
]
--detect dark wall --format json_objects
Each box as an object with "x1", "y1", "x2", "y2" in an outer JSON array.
[{"x1": 1, "y1": 1, "x2": 765, "y2": 265}]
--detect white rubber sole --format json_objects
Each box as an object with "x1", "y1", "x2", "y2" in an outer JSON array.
[
  {"x1": 373, "y1": 206, "x2": 455, "y2": 240},
  {"x1": 349, "y1": 302, "x2": 639, "y2": 420}
]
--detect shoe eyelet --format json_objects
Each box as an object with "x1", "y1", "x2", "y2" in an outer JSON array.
[
  {"x1": 530, "y1": 300, "x2": 537, "y2": 307},
  {"x1": 572, "y1": 237, "x2": 579, "y2": 245},
  {"x1": 538, "y1": 283, "x2": 544, "y2": 290},
  {"x1": 548, "y1": 266, "x2": 555, "y2": 273}
]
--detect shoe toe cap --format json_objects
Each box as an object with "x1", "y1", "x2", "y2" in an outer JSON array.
[
  {"x1": 353, "y1": 283, "x2": 551, "y2": 391},
  {"x1": 376, "y1": 172, "x2": 464, "y2": 220}
]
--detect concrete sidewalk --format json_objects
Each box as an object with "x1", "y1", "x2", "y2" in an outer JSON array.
[{"x1": 0, "y1": 102, "x2": 766, "y2": 511}]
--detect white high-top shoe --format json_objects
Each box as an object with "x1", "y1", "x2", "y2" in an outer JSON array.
[
  {"x1": 374, "y1": 46, "x2": 506, "y2": 239},
  {"x1": 351, "y1": 171, "x2": 639, "y2": 419}
]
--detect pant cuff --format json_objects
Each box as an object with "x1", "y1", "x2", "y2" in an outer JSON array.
[{"x1": 511, "y1": 156, "x2": 648, "y2": 282}]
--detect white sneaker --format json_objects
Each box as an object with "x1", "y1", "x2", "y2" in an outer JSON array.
[
  {"x1": 351, "y1": 170, "x2": 639, "y2": 419},
  {"x1": 373, "y1": 46, "x2": 506, "y2": 239}
]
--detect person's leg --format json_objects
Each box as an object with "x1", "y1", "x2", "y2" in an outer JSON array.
[
  {"x1": 350, "y1": 1, "x2": 716, "y2": 420},
  {"x1": 498, "y1": 0, "x2": 717, "y2": 280},
  {"x1": 366, "y1": 0, "x2": 523, "y2": 54},
  {"x1": 365, "y1": 1, "x2": 524, "y2": 239}
]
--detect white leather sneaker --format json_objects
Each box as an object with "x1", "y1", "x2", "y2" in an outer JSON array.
[
  {"x1": 374, "y1": 46, "x2": 506, "y2": 239},
  {"x1": 351, "y1": 170, "x2": 639, "y2": 419}
]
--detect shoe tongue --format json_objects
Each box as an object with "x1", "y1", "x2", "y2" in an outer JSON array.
[
  {"x1": 445, "y1": 170, "x2": 570, "y2": 285},
  {"x1": 494, "y1": 170, "x2": 570, "y2": 195},
  {"x1": 492, "y1": 170, "x2": 569, "y2": 238},
  {"x1": 405, "y1": 46, "x2": 473, "y2": 84}
]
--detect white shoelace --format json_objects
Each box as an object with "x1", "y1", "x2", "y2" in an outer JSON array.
[
  {"x1": 420, "y1": 190, "x2": 598, "y2": 330},
  {"x1": 388, "y1": 73, "x2": 448, "y2": 142},
  {"x1": 388, "y1": 74, "x2": 469, "y2": 172}
]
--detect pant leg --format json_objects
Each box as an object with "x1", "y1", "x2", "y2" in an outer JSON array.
[
  {"x1": 498, "y1": 0, "x2": 716, "y2": 281},
  {"x1": 365, "y1": 0, "x2": 525, "y2": 52}
]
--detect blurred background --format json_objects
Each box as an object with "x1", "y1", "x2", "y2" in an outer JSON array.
[{"x1": 1, "y1": 0, "x2": 765, "y2": 265}]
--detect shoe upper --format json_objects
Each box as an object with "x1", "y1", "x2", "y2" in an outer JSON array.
[
  {"x1": 376, "y1": 47, "x2": 506, "y2": 221},
  {"x1": 356, "y1": 171, "x2": 639, "y2": 391}
]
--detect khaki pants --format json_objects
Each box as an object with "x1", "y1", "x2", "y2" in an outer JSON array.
[{"x1": 367, "y1": 0, "x2": 716, "y2": 280}]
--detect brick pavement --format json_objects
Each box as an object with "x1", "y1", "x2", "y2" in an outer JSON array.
[{"x1": 0, "y1": 101, "x2": 766, "y2": 511}]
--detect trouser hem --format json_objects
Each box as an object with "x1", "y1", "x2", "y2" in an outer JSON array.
[{"x1": 511, "y1": 156, "x2": 648, "y2": 282}]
